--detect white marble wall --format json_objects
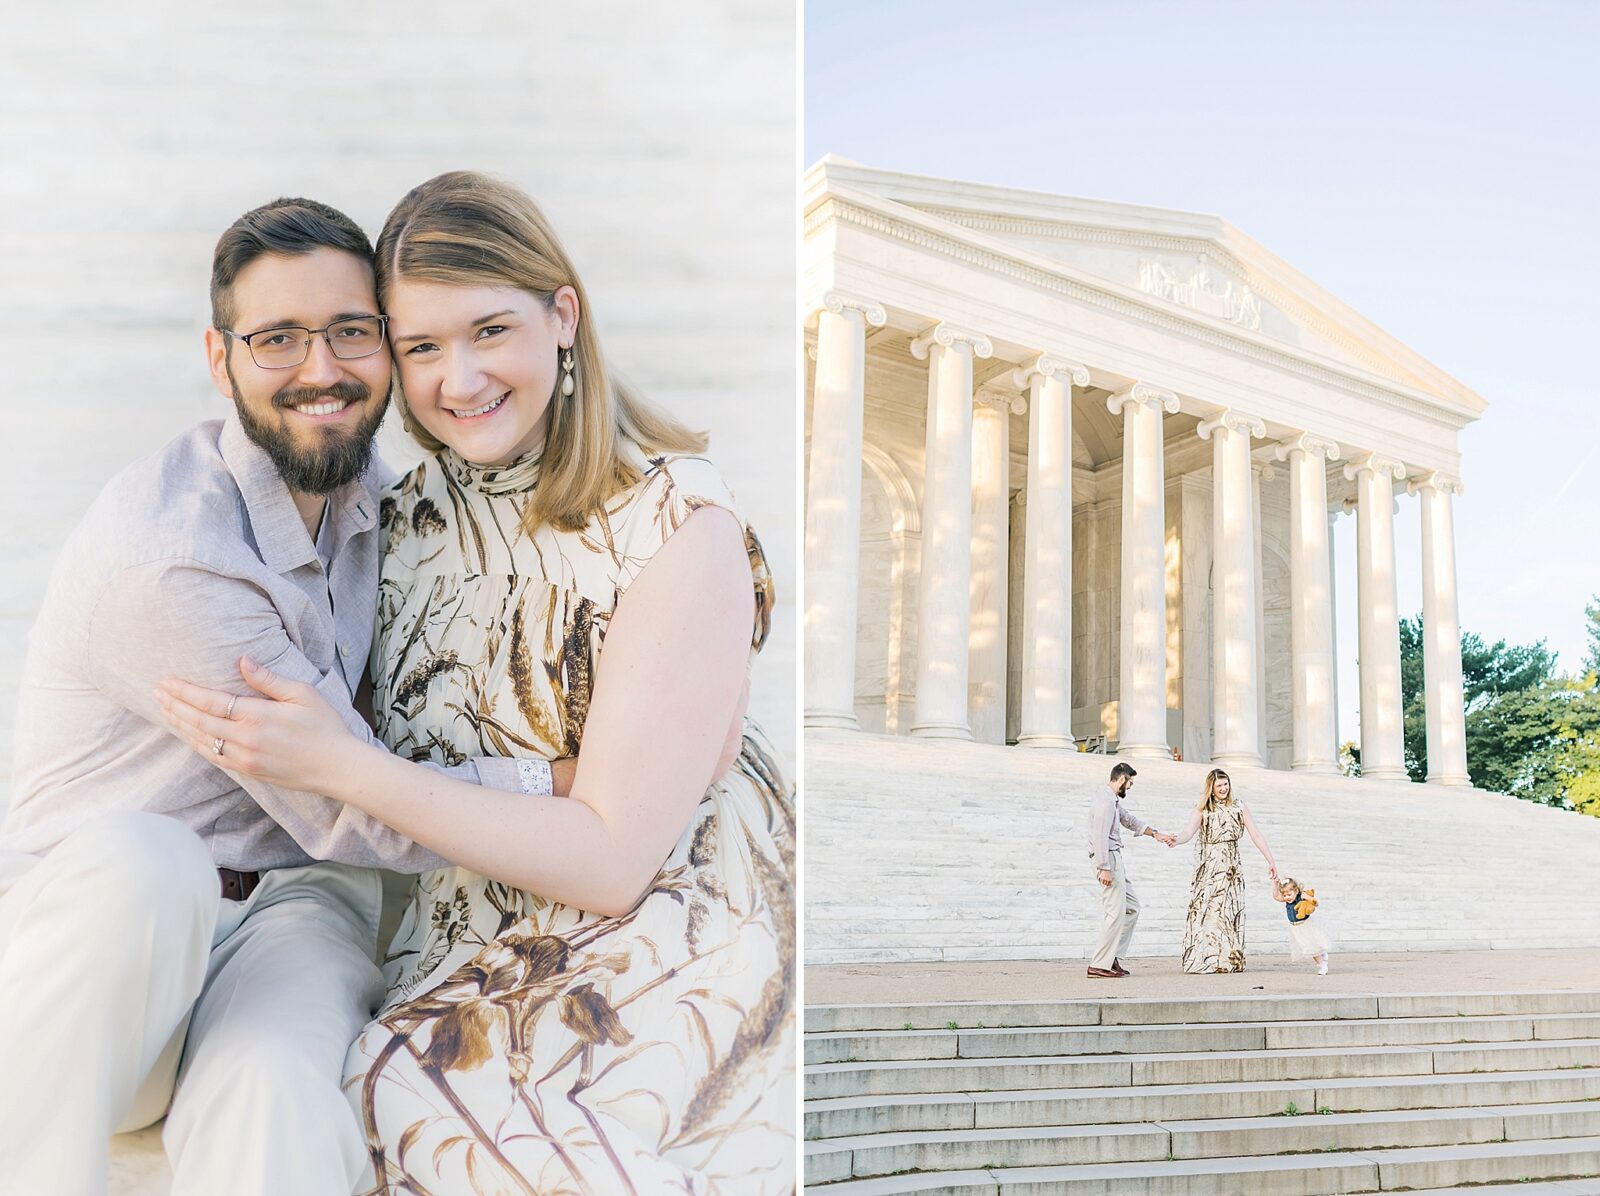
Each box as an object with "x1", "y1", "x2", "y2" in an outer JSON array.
[{"x1": 0, "y1": 2, "x2": 798, "y2": 812}]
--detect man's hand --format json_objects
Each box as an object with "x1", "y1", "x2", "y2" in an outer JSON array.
[
  {"x1": 1159, "y1": 832, "x2": 1176, "y2": 847},
  {"x1": 1097, "y1": 867, "x2": 1113, "y2": 888}
]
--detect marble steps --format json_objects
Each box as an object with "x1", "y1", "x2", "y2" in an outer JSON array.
[
  {"x1": 804, "y1": 1138, "x2": 1600, "y2": 1195},
  {"x1": 805, "y1": 1069, "x2": 1600, "y2": 1138},
  {"x1": 805, "y1": 732, "x2": 1600, "y2": 963},
  {"x1": 807, "y1": 1012, "x2": 1600, "y2": 1065},
  {"x1": 803, "y1": 992, "x2": 1600, "y2": 1191},
  {"x1": 808, "y1": 1104, "x2": 1600, "y2": 1181},
  {"x1": 809, "y1": 1040, "x2": 1600, "y2": 1100}
]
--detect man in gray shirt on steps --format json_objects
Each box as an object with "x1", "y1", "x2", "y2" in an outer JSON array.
[
  {"x1": 0, "y1": 198, "x2": 543, "y2": 1196},
  {"x1": 1086, "y1": 761, "x2": 1174, "y2": 978}
]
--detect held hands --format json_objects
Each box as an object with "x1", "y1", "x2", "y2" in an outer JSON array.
[{"x1": 156, "y1": 657, "x2": 356, "y2": 795}]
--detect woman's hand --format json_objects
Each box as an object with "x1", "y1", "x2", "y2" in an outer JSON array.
[{"x1": 156, "y1": 657, "x2": 360, "y2": 795}]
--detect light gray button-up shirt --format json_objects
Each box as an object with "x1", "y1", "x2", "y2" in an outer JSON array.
[
  {"x1": 1086, "y1": 785, "x2": 1148, "y2": 870},
  {"x1": 2, "y1": 416, "x2": 521, "y2": 872}
]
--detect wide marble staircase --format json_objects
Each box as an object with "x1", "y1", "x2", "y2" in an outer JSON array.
[
  {"x1": 804, "y1": 989, "x2": 1600, "y2": 1194},
  {"x1": 805, "y1": 731, "x2": 1600, "y2": 965}
]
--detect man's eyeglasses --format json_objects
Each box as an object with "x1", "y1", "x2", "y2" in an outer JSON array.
[{"x1": 221, "y1": 315, "x2": 389, "y2": 369}]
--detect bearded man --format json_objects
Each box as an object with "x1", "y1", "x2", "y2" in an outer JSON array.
[{"x1": 0, "y1": 198, "x2": 535, "y2": 1196}]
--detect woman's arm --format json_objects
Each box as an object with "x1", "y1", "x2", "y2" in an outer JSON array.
[
  {"x1": 1169, "y1": 808, "x2": 1202, "y2": 846},
  {"x1": 159, "y1": 507, "x2": 753, "y2": 917},
  {"x1": 1239, "y1": 801, "x2": 1278, "y2": 877}
]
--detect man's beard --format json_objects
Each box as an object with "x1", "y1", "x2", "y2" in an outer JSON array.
[{"x1": 230, "y1": 370, "x2": 389, "y2": 495}]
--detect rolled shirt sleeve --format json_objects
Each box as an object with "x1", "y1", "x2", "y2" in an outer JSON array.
[
  {"x1": 1118, "y1": 802, "x2": 1148, "y2": 841},
  {"x1": 88, "y1": 557, "x2": 519, "y2": 872}
]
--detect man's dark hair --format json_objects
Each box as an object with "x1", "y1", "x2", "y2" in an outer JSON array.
[
  {"x1": 1109, "y1": 762, "x2": 1137, "y2": 783},
  {"x1": 210, "y1": 197, "x2": 373, "y2": 330}
]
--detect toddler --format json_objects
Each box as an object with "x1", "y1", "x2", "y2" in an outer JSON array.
[{"x1": 1275, "y1": 877, "x2": 1332, "y2": 975}]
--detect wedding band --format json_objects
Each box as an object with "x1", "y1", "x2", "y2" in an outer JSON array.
[
  {"x1": 213, "y1": 737, "x2": 225, "y2": 757},
  {"x1": 225, "y1": 695, "x2": 238, "y2": 720}
]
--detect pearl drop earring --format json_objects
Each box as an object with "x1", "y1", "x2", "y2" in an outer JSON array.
[{"x1": 560, "y1": 350, "x2": 576, "y2": 397}]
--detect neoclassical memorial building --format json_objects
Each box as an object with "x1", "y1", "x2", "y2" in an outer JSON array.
[{"x1": 803, "y1": 158, "x2": 1485, "y2": 782}]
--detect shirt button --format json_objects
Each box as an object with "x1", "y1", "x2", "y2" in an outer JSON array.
[{"x1": 341, "y1": 643, "x2": 356, "y2": 656}]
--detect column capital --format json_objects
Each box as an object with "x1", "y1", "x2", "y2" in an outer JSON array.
[
  {"x1": 1105, "y1": 382, "x2": 1179, "y2": 417},
  {"x1": 820, "y1": 290, "x2": 887, "y2": 327},
  {"x1": 1011, "y1": 353, "x2": 1090, "y2": 390},
  {"x1": 975, "y1": 387, "x2": 1026, "y2": 415},
  {"x1": 1273, "y1": 431, "x2": 1342, "y2": 463},
  {"x1": 1342, "y1": 452, "x2": 1407, "y2": 483},
  {"x1": 972, "y1": 390, "x2": 1024, "y2": 418},
  {"x1": 1252, "y1": 460, "x2": 1278, "y2": 483},
  {"x1": 1406, "y1": 471, "x2": 1465, "y2": 497},
  {"x1": 1195, "y1": 408, "x2": 1266, "y2": 441},
  {"x1": 910, "y1": 322, "x2": 993, "y2": 360}
]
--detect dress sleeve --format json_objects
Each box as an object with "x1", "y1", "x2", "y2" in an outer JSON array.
[{"x1": 611, "y1": 456, "x2": 775, "y2": 655}]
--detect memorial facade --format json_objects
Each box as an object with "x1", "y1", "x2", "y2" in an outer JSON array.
[{"x1": 803, "y1": 159, "x2": 1484, "y2": 782}]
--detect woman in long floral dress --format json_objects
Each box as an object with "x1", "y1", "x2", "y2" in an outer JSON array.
[
  {"x1": 1172, "y1": 769, "x2": 1279, "y2": 974},
  {"x1": 156, "y1": 172, "x2": 794, "y2": 1194}
]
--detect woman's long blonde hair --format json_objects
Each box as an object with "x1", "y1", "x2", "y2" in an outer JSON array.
[
  {"x1": 375, "y1": 171, "x2": 706, "y2": 532},
  {"x1": 1200, "y1": 767, "x2": 1235, "y2": 812}
]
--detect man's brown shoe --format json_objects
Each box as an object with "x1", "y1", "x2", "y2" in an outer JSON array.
[
  {"x1": 1111, "y1": 959, "x2": 1130, "y2": 976},
  {"x1": 1086, "y1": 967, "x2": 1123, "y2": 978}
]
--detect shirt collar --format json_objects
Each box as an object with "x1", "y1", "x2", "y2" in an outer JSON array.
[{"x1": 219, "y1": 415, "x2": 378, "y2": 574}]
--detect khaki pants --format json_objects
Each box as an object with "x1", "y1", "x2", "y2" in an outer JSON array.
[
  {"x1": 1091, "y1": 849, "x2": 1140, "y2": 970},
  {"x1": 0, "y1": 811, "x2": 386, "y2": 1196}
]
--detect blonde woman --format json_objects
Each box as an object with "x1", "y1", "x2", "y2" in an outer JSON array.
[
  {"x1": 158, "y1": 172, "x2": 793, "y2": 1194},
  {"x1": 1170, "y1": 768, "x2": 1277, "y2": 973}
]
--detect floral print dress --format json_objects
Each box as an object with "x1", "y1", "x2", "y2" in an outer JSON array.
[
  {"x1": 343, "y1": 447, "x2": 795, "y2": 1196},
  {"x1": 1181, "y1": 801, "x2": 1247, "y2": 974}
]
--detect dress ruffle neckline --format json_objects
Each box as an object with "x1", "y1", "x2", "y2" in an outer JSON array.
[{"x1": 441, "y1": 444, "x2": 543, "y2": 496}]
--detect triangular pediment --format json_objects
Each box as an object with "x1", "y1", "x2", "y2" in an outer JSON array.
[{"x1": 810, "y1": 158, "x2": 1485, "y2": 417}]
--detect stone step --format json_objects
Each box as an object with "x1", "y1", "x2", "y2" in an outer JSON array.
[
  {"x1": 806, "y1": 1039, "x2": 1600, "y2": 1099},
  {"x1": 1390, "y1": 1181, "x2": 1600, "y2": 1195},
  {"x1": 805, "y1": 991, "x2": 1600, "y2": 1033},
  {"x1": 805, "y1": 1068, "x2": 1600, "y2": 1138},
  {"x1": 803, "y1": 938, "x2": 1591, "y2": 963},
  {"x1": 807, "y1": 1012, "x2": 1600, "y2": 1063},
  {"x1": 804, "y1": 1136, "x2": 1600, "y2": 1194},
  {"x1": 808, "y1": 1101, "x2": 1600, "y2": 1179},
  {"x1": 806, "y1": 1079, "x2": 1319, "y2": 1139}
]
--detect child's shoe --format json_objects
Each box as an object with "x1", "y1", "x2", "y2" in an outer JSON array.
[{"x1": 1316, "y1": 955, "x2": 1329, "y2": 976}]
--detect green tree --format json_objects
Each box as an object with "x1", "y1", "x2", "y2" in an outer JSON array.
[
  {"x1": 1399, "y1": 616, "x2": 1556, "y2": 784},
  {"x1": 1585, "y1": 596, "x2": 1600, "y2": 677}
]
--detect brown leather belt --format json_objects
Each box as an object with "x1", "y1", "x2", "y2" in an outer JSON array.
[{"x1": 218, "y1": 867, "x2": 262, "y2": 902}]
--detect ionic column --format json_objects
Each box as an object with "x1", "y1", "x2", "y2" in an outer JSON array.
[
  {"x1": 1275, "y1": 433, "x2": 1342, "y2": 773},
  {"x1": 1252, "y1": 462, "x2": 1271, "y2": 759},
  {"x1": 1328, "y1": 509, "x2": 1342, "y2": 751},
  {"x1": 1409, "y1": 472, "x2": 1471, "y2": 786},
  {"x1": 909, "y1": 322, "x2": 992, "y2": 739},
  {"x1": 1013, "y1": 355, "x2": 1088, "y2": 749},
  {"x1": 1344, "y1": 453, "x2": 1409, "y2": 780},
  {"x1": 1196, "y1": 409, "x2": 1265, "y2": 768},
  {"x1": 968, "y1": 388, "x2": 1023, "y2": 745},
  {"x1": 803, "y1": 292, "x2": 886, "y2": 729},
  {"x1": 1107, "y1": 383, "x2": 1179, "y2": 759}
]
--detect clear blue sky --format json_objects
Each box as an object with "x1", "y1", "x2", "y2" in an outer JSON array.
[{"x1": 807, "y1": 0, "x2": 1599, "y2": 739}]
